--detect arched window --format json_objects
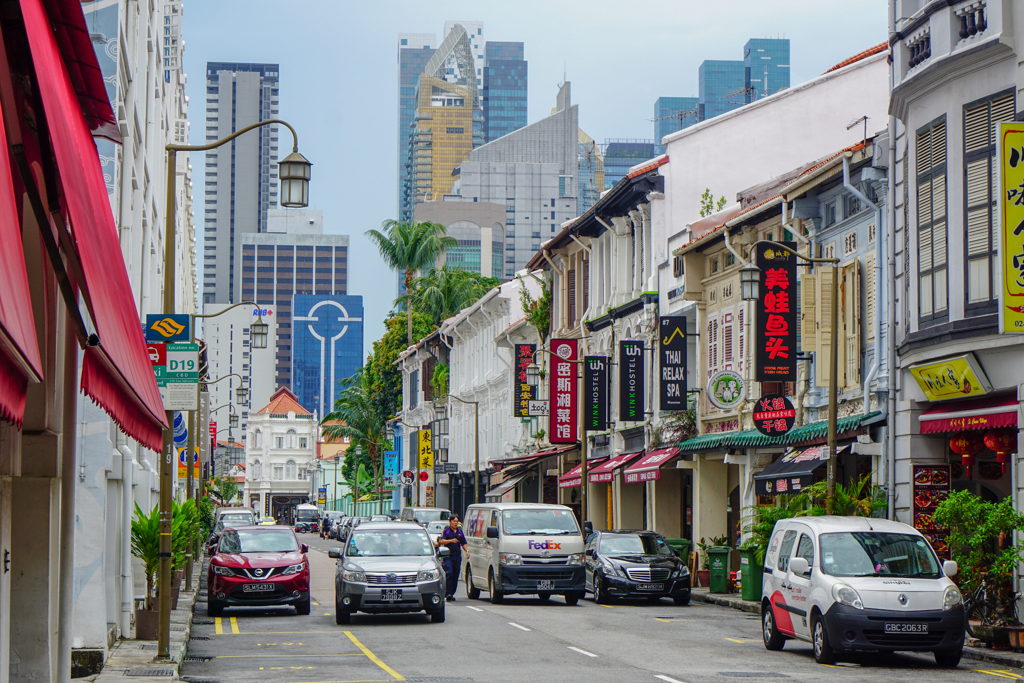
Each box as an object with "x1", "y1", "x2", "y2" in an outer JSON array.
[
  {"x1": 252, "y1": 430, "x2": 262, "y2": 448},
  {"x1": 285, "y1": 459, "x2": 297, "y2": 480},
  {"x1": 286, "y1": 429, "x2": 297, "y2": 448},
  {"x1": 251, "y1": 459, "x2": 261, "y2": 480}
]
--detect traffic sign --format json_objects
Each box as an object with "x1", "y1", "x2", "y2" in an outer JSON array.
[{"x1": 433, "y1": 462, "x2": 458, "y2": 473}]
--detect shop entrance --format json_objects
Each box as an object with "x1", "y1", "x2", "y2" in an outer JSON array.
[{"x1": 272, "y1": 495, "x2": 306, "y2": 525}]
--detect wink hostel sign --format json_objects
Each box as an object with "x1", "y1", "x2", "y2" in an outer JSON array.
[
  {"x1": 619, "y1": 340, "x2": 644, "y2": 421},
  {"x1": 584, "y1": 356, "x2": 609, "y2": 431}
]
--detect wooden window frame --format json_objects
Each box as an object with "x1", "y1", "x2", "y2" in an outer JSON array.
[{"x1": 917, "y1": 115, "x2": 949, "y2": 327}]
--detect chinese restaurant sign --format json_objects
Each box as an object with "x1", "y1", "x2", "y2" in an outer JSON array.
[
  {"x1": 513, "y1": 343, "x2": 537, "y2": 417},
  {"x1": 549, "y1": 339, "x2": 578, "y2": 444},
  {"x1": 753, "y1": 394, "x2": 795, "y2": 437},
  {"x1": 999, "y1": 122, "x2": 1024, "y2": 333},
  {"x1": 619, "y1": 340, "x2": 645, "y2": 421},
  {"x1": 755, "y1": 243, "x2": 797, "y2": 382},
  {"x1": 584, "y1": 356, "x2": 609, "y2": 431},
  {"x1": 417, "y1": 429, "x2": 434, "y2": 470},
  {"x1": 659, "y1": 316, "x2": 687, "y2": 410},
  {"x1": 908, "y1": 353, "x2": 992, "y2": 402}
]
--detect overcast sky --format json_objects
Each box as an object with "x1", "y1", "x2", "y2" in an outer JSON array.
[{"x1": 183, "y1": 0, "x2": 889, "y2": 347}]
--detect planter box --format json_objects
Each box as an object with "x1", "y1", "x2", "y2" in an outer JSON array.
[
  {"x1": 972, "y1": 623, "x2": 1010, "y2": 644},
  {"x1": 696, "y1": 569, "x2": 710, "y2": 588},
  {"x1": 1006, "y1": 626, "x2": 1024, "y2": 648},
  {"x1": 135, "y1": 609, "x2": 159, "y2": 640}
]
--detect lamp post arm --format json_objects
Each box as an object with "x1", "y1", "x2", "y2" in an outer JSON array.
[
  {"x1": 210, "y1": 403, "x2": 237, "y2": 414},
  {"x1": 193, "y1": 301, "x2": 265, "y2": 320},
  {"x1": 203, "y1": 373, "x2": 242, "y2": 387},
  {"x1": 167, "y1": 118, "x2": 299, "y2": 154}
]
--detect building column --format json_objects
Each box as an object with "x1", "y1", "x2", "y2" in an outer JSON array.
[
  {"x1": 629, "y1": 210, "x2": 642, "y2": 297},
  {"x1": 692, "y1": 456, "x2": 728, "y2": 545}
]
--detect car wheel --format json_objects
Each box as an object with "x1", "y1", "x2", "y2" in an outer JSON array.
[
  {"x1": 593, "y1": 574, "x2": 611, "y2": 604},
  {"x1": 564, "y1": 591, "x2": 581, "y2": 606},
  {"x1": 934, "y1": 647, "x2": 962, "y2": 668},
  {"x1": 488, "y1": 571, "x2": 503, "y2": 604},
  {"x1": 295, "y1": 598, "x2": 310, "y2": 616},
  {"x1": 811, "y1": 614, "x2": 836, "y2": 665},
  {"x1": 430, "y1": 603, "x2": 446, "y2": 623},
  {"x1": 537, "y1": 592, "x2": 552, "y2": 602},
  {"x1": 762, "y1": 602, "x2": 785, "y2": 651},
  {"x1": 673, "y1": 592, "x2": 691, "y2": 607},
  {"x1": 465, "y1": 568, "x2": 481, "y2": 600},
  {"x1": 207, "y1": 598, "x2": 223, "y2": 617},
  {"x1": 335, "y1": 600, "x2": 350, "y2": 625}
]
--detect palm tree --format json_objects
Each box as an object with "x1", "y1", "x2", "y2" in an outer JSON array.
[
  {"x1": 396, "y1": 266, "x2": 497, "y2": 325},
  {"x1": 366, "y1": 219, "x2": 457, "y2": 345}
]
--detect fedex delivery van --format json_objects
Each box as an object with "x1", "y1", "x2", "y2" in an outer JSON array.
[{"x1": 462, "y1": 503, "x2": 586, "y2": 605}]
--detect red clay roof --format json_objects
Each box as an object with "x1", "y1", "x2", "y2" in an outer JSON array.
[
  {"x1": 824, "y1": 42, "x2": 887, "y2": 74},
  {"x1": 627, "y1": 154, "x2": 668, "y2": 179},
  {"x1": 255, "y1": 387, "x2": 310, "y2": 415}
]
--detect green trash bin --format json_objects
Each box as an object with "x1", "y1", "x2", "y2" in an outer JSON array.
[
  {"x1": 739, "y1": 547, "x2": 762, "y2": 602},
  {"x1": 665, "y1": 538, "x2": 691, "y2": 560},
  {"x1": 707, "y1": 546, "x2": 731, "y2": 594}
]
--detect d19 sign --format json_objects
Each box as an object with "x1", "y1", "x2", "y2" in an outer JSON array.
[{"x1": 753, "y1": 394, "x2": 795, "y2": 437}]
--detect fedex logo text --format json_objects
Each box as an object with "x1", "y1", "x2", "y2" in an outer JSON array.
[{"x1": 528, "y1": 540, "x2": 562, "y2": 550}]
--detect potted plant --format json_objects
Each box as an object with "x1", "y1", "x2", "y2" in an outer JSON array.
[{"x1": 130, "y1": 503, "x2": 160, "y2": 640}]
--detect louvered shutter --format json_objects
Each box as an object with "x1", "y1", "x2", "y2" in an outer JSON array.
[
  {"x1": 723, "y1": 314, "x2": 733, "y2": 370},
  {"x1": 816, "y1": 268, "x2": 846, "y2": 388},
  {"x1": 801, "y1": 272, "x2": 817, "y2": 351},
  {"x1": 865, "y1": 251, "x2": 876, "y2": 341},
  {"x1": 582, "y1": 259, "x2": 590, "y2": 312},
  {"x1": 567, "y1": 269, "x2": 577, "y2": 326},
  {"x1": 844, "y1": 261, "x2": 861, "y2": 389},
  {"x1": 738, "y1": 308, "x2": 745, "y2": 375}
]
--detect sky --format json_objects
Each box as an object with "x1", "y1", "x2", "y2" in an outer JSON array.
[{"x1": 183, "y1": 0, "x2": 889, "y2": 348}]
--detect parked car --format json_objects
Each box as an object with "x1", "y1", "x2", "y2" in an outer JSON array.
[
  {"x1": 328, "y1": 521, "x2": 448, "y2": 624},
  {"x1": 207, "y1": 525, "x2": 310, "y2": 616},
  {"x1": 215, "y1": 507, "x2": 257, "y2": 526},
  {"x1": 335, "y1": 516, "x2": 370, "y2": 542},
  {"x1": 370, "y1": 515, "x2": 393, "y2": 522},
  {"x1": 425, "y1": 520, "x2": 448, "y2": 547},
  {"x1": 399, "y1": 507, "x2": 450, "y2": 526},
  {"x1": 207, "y1": 516, "x2": 252, "y2": 553},
  {"x1": 761, "y1": 516, "x2": 964, "y2": 667},
  {"x1": 583, "y1": 530, "x2": 691, "y2": 605}
]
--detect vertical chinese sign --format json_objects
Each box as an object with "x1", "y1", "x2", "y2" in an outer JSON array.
[
  {"x1": 659, "y1": 316, "x2": 687, "y2": 410},
  {"x1": 513, "y1": 343, "x2": 537, "y2": 416},
  {"x1": 549, "y1": 339, "x2": 578, "y2": 444},
  {"x1": 755, "y1": 243, "x2": 797, "y2": 382},
  {"x1": 418, "y1": 429, "x2": 434, "y2": 470},
  {"x1": 619, "y1": 340, "x2": 645, "y2": 421},
  {"x1": 999, "y1": 122, "x2": 1024, "y2": 333},
  {"x1": 584, "y1": 356, "x2": 609, "y2": 431}
]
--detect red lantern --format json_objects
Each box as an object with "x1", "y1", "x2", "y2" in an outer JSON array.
[
  {"x1": 949, "y1": 432, "x2": 984, "y2": 477},
  {"x1": 984, "y1": 429, "x2": 1017, "y2": 474}
]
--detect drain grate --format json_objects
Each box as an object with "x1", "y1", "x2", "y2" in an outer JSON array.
[
  {"x1": 720, "y1": 674, "x2": 788, "y2": 678},
  {"x1": 184, "y1": 656, "x2": 211, "y2": 663},
  {"x1": 180, "y1": 678, "x2": 218, "y2": 683},
  {"x1": 191, "y1": 619, "x2": 214, "y2": 625},
  {"x1": 404, "y1": 679, "x2": 473, "y2": 682},
  {"x1": 138, "y1": 644, "x2": 158, "y2": 651},
  {"x1": 189, "y1": 636, "x2": 210, "y2": 641},
  {"x1": 124, "y1": 669, "x2": 174, "y2": 677},
  {"x1": 171, "y1": 626, "x2": 186, "y2": 632}
]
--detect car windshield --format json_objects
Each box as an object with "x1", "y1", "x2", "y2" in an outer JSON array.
[
  {"x1": 819, "y1": 532, "x2": 942, "y2": 578},
  {"x1": 501, "y1": 509, "x2": 580, "y2": 535},
  {"x1": 217, "y1": 517, "x2": 249, "y2": 531},
  {"x1": 220, "y1": 529, "x2": 298, "y2": 554},
  {"x1": 414, "y1": 510, "x2": 450, "y2": 523},
  {"x1": 295, "y1": 508, "x2": 318, "y2": 523},
  {"x1": 370, "y1": 515, "x2": 391, "y2": 522},
  {"x1": 600, "y1": 534, "x2": 673, "y2": 556},
  {"x1": 426, "y1": 521, "x2": 447, "y2": 534},
  {"x1": 346, "y1": 530, "x2": 434, "y2": 557}
]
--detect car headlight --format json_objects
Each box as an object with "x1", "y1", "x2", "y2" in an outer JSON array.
[
  {"x1": 942, "y1": 585, "x2": 962, "y2": 611},
  {"x1": 342, "y1": 569, "x2": 366, "y2": 582},
  {"x1": 674, "y1": 565, "x2": 690, "y2": 578},
  {"x1": 417, "y1": 569, "x2": 441, "y2": 581},
  {"x1": 211, "y1": 564, "x2": 235, "y2": 577},
  {"x1": 500, "y1": 553, "x2": 522, "y2": 566},
  {"x1": 832, "y1": 583, "x2": 863, "y2": 610},
  {"x1": 566, "y1": 554, "x2": 583, "y2": 566},
  {"x1": 602, "y1": 561, "x2": 625, "y2": 578},
  {"x1": 281, "y1": 563, "x2": 305, "y2": 576}
]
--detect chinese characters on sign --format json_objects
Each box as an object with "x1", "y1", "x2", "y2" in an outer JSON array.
[
  {"x1": 584, "y1": 356, "x2": 609, "y2": 431},
  {"x1": 752, "y1": 394, "x2": 796, "y2": 437},
  {"x1": 417, "y1": 429, "x2": 434, "y2": 470},
  {"x1": 912, "y1": 465, "x2": 951, "y2": 559},
  {"x1": 755, "y1": 243, "x2": 797, "y2": 382},
  {"x1": 619, "y1": 340, "x2": 645, "y2": 421},
  {"x1": 513, "y1": 343, "x2": 537, "y2": 417},
  {"x1": 999, "y1": 123, "x2": 1024, "y2": 333},
  {"x1": 659, "y1": 316, "x2": 687, "y2": 410},
  {"x1": 907, "y1": 353, "x2": 992, "y2": 401},
  {"x1": 549, "y1": 339, "x2": 578, "y2": 444}
]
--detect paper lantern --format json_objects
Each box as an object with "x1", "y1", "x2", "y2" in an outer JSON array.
[
  {"x1": 949, "y1": 432, "x2": 984, "y2": 477},
  {"x1": 984, "y1": 429, "x2": 1017, "y2": 474}
]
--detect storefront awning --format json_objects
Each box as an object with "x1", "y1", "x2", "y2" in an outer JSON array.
[
  {"x1": 678, "y1": 411, "x2": 882, "y2": 452},
  {"x1": 485, "y1": 473, "x2": 528, "y2": 502},
  {"x1": 588, "y1": 451, "x2": 643, "y2": 483},
  {"x1": 753, "y1": 444, "x2": 850, "y2": 496},
  {"x1": 24, "y1": 0, "x2": 167, "y2": 451},
  {"x1": 919, "y1": 394, "x2": 1019, "y2": 434},
  {"x1": 623, "y1": 447, "x2": 686, "y2": 484},
  {"x1": 558, "y1": 458, "x2": 609, "y2": 489}
]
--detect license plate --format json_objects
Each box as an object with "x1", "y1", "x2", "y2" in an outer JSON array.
[
  {"x1": 243, "y1": 583, "x2": 274, "y2": 592},
  {"x1": 884, "y1": 622, "x2": 928, "y2": 633},
  {"x1": 537, "y1": 580, "x2": 554, "y2": 590},
  {"x1": 380, "y1": 589, "x2": 402, "y2": 602},
  {"x1": 636, "y1": 583, "x2": 664, "y2": 591}
]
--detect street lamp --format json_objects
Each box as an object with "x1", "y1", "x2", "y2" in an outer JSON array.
[
  {"x1": 193, "y1": 302, "x2": 270, "y2": 350},
  {"x1": 236, "y1": 384, "x2": 248, "y2": 404},
  {"x1": 741, "y1": 240, "x2": 840, "y2": 498},
  {"x1": 278, "y1": 150, "x2": 313, "y2": 208}
]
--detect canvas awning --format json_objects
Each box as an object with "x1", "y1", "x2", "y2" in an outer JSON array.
[
  {"x1": 588, "y1": 451, "x2": 644, "y2": 483},
  {"x1": 558, "y1": 458, "x2": 609, "y2": 489},
  {"x1": 753, "y1": 444, "x2": 851, "y2": 496},
  {"x1": 622, "y1": 447, "x2": 686, "y2": 484},
  {"x1": 485, "y1": 473, "x2": 528, "y2": 502},
  {"x1": 919, "y1": 394, "x2": 1019, "y2": 434}
]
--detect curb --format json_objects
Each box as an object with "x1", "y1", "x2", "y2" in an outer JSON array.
[
  {"x1": 691, "y1": 590, "x2": 761, "y2": 614},
  {"x1": 960, "y1": 645, "x2": 1024, "y2": 671}
]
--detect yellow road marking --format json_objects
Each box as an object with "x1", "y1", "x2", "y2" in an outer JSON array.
[
  {"x1": 344, "y1": 631, "x2": 404, "y2": 681},
  {"x1": 252, "y1": 680, "x2": 392, "y2": 683},
  {"x1": 217, "y1": 654, "x2": 364, "y2": 659},
  {"x1": 598, "y1": 604, "x2": 614, "y2": 609},
  {"x1": 230, "y1": 616, "x2": 240, "y2": 634},
  {"x1": 214, "y1": 617, "x2": 223, "y2": 635},
  {"x1": 974, "y1": 671, "x2": 1021, "y2": 679},
  {"x1": 312, "y1": 601, "x2": 319, "y2": 606},
  {"x1": 724, "y1": 638, "x2": 746, "y2": 643},
  {"x1": 655, "y1": 618, "x2": 673, "y2": 623},
  {"x1": 214, "y1": 631, "x2": 340, "y2": 635},
  {"x1": 324, "y1": 613, "x2": 331, "y2": 616}
]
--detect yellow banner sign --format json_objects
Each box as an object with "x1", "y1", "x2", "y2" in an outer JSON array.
[
  {"x1": 418, "y1": 429, "x2": 434, "y2": 470},
  {"x1": 999, "y1": 122, "x2": 1024, "y2": 333},
  {"x1": 908, "y1": 353, "x2": 992, "y2": 402}
]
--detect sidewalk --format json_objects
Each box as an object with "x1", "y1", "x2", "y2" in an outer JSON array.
[{"x1": 690, "y1": 587, "x2": 1024, "y2": 672}]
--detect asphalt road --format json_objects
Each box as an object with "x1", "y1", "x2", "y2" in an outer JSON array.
[{"x1": 182, "y1": 534, "x2": 1023, "y2": 683}]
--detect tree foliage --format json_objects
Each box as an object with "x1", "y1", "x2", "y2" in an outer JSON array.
[
  {"x1": 366, "y1": 310, "x2": 437, "y2": 420},
  {"x1": 517, "y1": 274, "x2": 552, "y2": 339},
  {"x1": 396, "y1": 266, "x2": 499, "y2": 327},
  {"x1": 699, "y1": 188, "x2": 728, "y2": 217},
  {"x1": 209, "y1": 475, "x2": 240, "y2": 506}
]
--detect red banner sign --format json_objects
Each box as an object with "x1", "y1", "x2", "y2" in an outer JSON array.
[
  {"x1": 514, "y1": 344, "x2": 536, "y2": 417},
  {"x1": 755, "y1": 242, "x2": 797, "y2": 382},
  {"x1": 549, "y1": 339, "x2": 578, "y2": 444}
]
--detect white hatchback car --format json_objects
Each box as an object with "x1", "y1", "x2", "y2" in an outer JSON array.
[{"x1": 761, "y1": 516, "x2": 964, "y2": 667}]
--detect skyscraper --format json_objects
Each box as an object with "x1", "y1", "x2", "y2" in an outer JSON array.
[
  {"x1": 414, "y1": 199, "x2": 505, "y2": 278},
  {"x1": 744, "y1": 38, "x2": 790, "y2": 103},
  {"x1": 397, "y1": 34, "x2": 436, "y2": 222},
  {"x1": 203, "y1": 62, "x2": 280, "y2": 305},
  {"x1": 653, "y1": 96, "x2": 699, "y2": 149},
  {"x1": 483, "y1": 42, "x2": 527, "y2": 142},
  {"x1": 697, "y1": 59, "x2": 746, "y2": 122},
  {"x1": 602, "y1": 140, "x2": 658, "y2": 190},
  {"x1": 292, "y1": 295, "x2": 363, "y2": 418}
]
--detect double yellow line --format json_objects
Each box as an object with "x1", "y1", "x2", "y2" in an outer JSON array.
[{"x1": 213, "y1": 617, "x2": 239, "y2": 635}]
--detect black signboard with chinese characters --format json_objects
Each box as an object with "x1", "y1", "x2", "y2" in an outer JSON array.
[
  {"x1": 513, "y1": 343, "x2": 537, "y2": 417},
  {"x1": 619, "y1": 340, "x2": 645, "y2": 421},
  {"x1": 659, "y1": 316, "x2": 687, "y2": 410},
  {"x1": 755, "y1": 242, "x2": 797, "y2": 382},
  {"x1": 584, "y1": 356, "x2": 609, "y2": 431},
  {"x1": 752, "y1": 394, "x2": 796, "y2": 437}
]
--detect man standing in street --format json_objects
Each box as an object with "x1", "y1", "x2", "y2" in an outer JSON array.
[{"x1": 437, "y1": 515, "x2": 467, "y2": 601}]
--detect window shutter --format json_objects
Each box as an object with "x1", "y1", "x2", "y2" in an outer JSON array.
[
  {"x1": 707, "y1": 317, "x2": 719, "y2": 375},
  {"x1": 567, "y1": 269, "x2": 577, "y2": 326},
  {"x1": 738, "y1": 308, "x2": 745, "y2": 375},
  {"x1": 723, "y1": 315, "x2": 734, "y2": 370},
  {"x1": 964, "y1": 102, "x2": 989, "y2": 153},
  {"x1": 582, "y1": 259, "x2": 590, "y2": 312},
  {"x1": 423, "y1": 357, "x2": 434, "y2": 402},
  {"x1": 865, "y1": 251, "x2": 876, "y2": 341},
  {"x1": 844, "y1": 261, "x2": 861, "y2": 389},
  {"x1": 991, "y1": 93, "x2": 1015, "y2": 144},
  {"x1": 801, "y1": 272, "x2": 817, "y2": 351},
  {"x1": 816, "y1": 268, "x2": 837, "y2": 388}
]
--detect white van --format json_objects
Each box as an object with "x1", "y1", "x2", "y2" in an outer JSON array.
[
  {"x1": 462, "y1": 503, "x2": 586, "y2": 605},
  {"x1": 399, "y1": 507, "x2": 450, "y2": 526},
  {"x1": 761, "y1": 516, "x2": 964, "y2": 667}
]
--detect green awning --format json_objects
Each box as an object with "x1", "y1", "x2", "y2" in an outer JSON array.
[{"x1": 677, "y1": 411, "x2": 881, "y2": 453}]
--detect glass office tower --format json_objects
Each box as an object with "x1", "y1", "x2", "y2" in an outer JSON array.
[
  {"x1": 744, "y1": 38, "x2": 790, "y2": 103},
  {"x1": 483, "y1": 42, "x2": 527, "y2": 143}
]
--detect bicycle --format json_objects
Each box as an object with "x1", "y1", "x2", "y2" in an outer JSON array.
[{"x1": 963, "y1": 573, "x2": 1019, "y2": 638}]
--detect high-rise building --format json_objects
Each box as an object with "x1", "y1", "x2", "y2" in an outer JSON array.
[
  {"x1": 578, "y1": 129, "x2": 604, "y2": 215},
  {"x1": 292, "y1": 295, "x2": 364, "y2": 418},
  {"x1": 483, "y1": 42, "x2": 527, "y2": 142},
  {"x1": 744, "y1": 38, "x2": 790, "y2": 103},
  {"x1": 653, "y1": 96, "x2": 699, "y2": 150},
  {"x1": 414, "y1": 199, "x2": 505, "y2": 278},
  {"x1": 397, "y1": 34, "x2": 436, "y2": 222},
  {"x1": 203, "y1": 62, "x2": 280, "y2": 305},
  {"x1": 602, "y1": 140, "x2": 658, "y2": 190},
  {"x1": 697, "y1": 59, "x2": 746, "y2": 122}
]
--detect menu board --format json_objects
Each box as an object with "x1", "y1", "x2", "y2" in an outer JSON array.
[{"x1": 912, "y1": 465, "x2": 951, "y2": 559}]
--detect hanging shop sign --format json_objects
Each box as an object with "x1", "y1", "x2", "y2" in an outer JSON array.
[
  {"x1": 707, "y1": 369, "x2": 746, "y2": 411},
  {"x1": 527, "y1": 400, "x2": 549, "y2": 417},
  {"x1": 911, "y1": 465, "x2": 951, "y2": 559},
  {"x1": 417, "y1": 429, "x2": 434, "y2": 470},
  {"x1": 659, "y1": 316, "x2": 688, "y2": 410},
  {"x1": 998, "y1": 122, "x2": 1024, "y2": 333},
  {"x1": 317, "y1": 487, "x2": 327, "y2": 505},
  {"x1": 584, "y1": 356, "x2": 609, "y2": 431},
  {"x1": 549, "y1": 339, "x2": 578, "y2": 444},
  {"x1": 752, "y1": 393, "x2": 796, "y2": 437},
  {"x1": 619, "y1": 340, "x2": 645, "y2": 421},
  {"x1": 513, "y1": 343, "x2": 537, "y2": 417},
  {"x1": 908, "y1": 353, "x2": 992, "y2": 402},
  {"x1": 383, "y1": 451, "x2": 400, "y2": 489},
  {"x1": 755, "y1": 242, "x2": 797, "y2": 382}
]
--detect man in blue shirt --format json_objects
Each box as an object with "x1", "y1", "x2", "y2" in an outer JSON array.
[{"x1": 437, "y1": 515, "x2": 467, "y2": 601}]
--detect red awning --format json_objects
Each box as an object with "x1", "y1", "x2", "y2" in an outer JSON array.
[
  {"x1": 919, "y1": 394, "x2": 1019, "y2": 434},
  {"x1": 623, "y1": 447, "x2": 683, "y2": 484},
  {"x1": 24, "y1": 0, "x2": 167, "y2": 451},
  {"x1": 558, "y1": 458, "x2": 609, "y2": 489},
  {"x1": 588, "y1": 451, "x2": 644, "y2": 483},
  {"x1": 0, "y1": 102, "x2": 42, "y2": 426}
]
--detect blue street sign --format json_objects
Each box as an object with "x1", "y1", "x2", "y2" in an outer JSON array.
[{"x1": 145, "y1": 314, "x2": 191, "y2": 343}]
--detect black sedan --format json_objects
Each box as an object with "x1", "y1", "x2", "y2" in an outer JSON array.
[{"x1": 584, "y1": 530, "x2": 691, "y2": 605}]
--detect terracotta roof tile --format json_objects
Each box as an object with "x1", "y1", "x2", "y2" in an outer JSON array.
[
  {"x1": 824, "y1": 42, "x2": 887, "y2": 74},
  {"x1": 626, "y1": 154, "x2": 668, "y2": 179},
  {"x1": 255, "y1": 387, "x2": 311, "y2": 415}
]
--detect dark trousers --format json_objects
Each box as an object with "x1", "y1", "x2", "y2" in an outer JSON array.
[{"x1": 444, "y1": 555, "x2": 461, "y2": 597}]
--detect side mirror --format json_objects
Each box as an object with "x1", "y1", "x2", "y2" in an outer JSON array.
[
  {"x1": 328, "y1": 549, "x2": 340, "y2": 559},
  {"x1": 788, "y1": 557, "x2": 810, "y2": 576},
  {"x1": 583, "y1": 521, "x2": 594, "y2": 535},
  {"x1": 301, "y1": 544, "x2": 308, "y2": 554},
  {"x1": 943, "y1": 560, "x2": 958, "y2": 577},
  {"x1": 438, "y1": 546, "x2": 451, "y2": 558},
  {"x1": 585, "y1": 549, "x2": 595, "y2": 557},
  {"x1": 486, "y1": 526, "x2": 499, "y2": 539}
]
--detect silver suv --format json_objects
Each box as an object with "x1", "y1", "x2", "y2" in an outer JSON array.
[{"x1": 329, "y1": 521, "x2": 448, "y2": 624}]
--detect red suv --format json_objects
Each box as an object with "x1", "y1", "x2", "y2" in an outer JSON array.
[{"x1": 208, "y1": 525, "x2": 310, "y2": 615}]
